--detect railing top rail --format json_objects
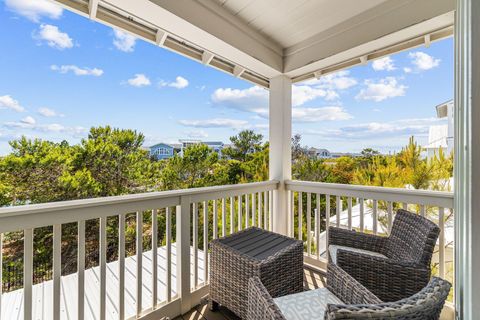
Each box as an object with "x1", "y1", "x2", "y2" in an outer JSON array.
[
  {"x1": 0, "y1": 180, "x2": 279, "y2": 219},
  {"x1": 285, "y1": 180, "x2": 453, "y2": 208}
]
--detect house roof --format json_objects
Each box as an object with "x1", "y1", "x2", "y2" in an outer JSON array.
[{"x1": 149, "y1": 143, "x2": 174, "y2": 149}]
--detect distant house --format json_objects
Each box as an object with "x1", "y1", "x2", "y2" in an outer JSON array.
[
  {"x1": 179, "y1": 139, "x2": 224, "y2": 156},
  {"x1": 424, "y1": 100, "x2": 454, "y2": 159},
  {"x1": 308, "y1": 147, "x2": 331, "y2": 159},
  {"x1": 149, "y1": 143, "x2": 175, "y2": 160}
]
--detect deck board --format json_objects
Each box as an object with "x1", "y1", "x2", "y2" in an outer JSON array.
[{"x1": 1, "y1": 243, "x2": 204, "y2": 320}]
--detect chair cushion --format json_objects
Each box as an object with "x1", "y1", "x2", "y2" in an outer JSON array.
[
  {"x1": 273, "y1": 288, "x2": 343, "y2": 320},
  {"x1": 329, "y1": 245, "x2": 387, "y2": 264}
]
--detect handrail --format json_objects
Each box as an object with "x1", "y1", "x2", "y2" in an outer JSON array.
[
  {"x1": 0, "y1": 180, "x2": 279, "y2": 233},
  {"x1": 285, "y1": 180, "x2": 453, "y2": 208}
]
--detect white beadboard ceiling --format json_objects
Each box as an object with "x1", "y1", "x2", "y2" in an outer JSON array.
[{"x1": 210, "y1": 0, "x2": 389, "y2": 48}]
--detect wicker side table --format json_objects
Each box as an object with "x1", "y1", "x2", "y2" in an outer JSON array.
[{"x1": 209, "y1": 227, "x2": 303, "y2": 319}]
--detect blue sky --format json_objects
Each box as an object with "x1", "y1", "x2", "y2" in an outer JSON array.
[{"x1": 0, "y1": 0, "x2": 453, "y2": 155}]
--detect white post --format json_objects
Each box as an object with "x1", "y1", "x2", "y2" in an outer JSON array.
[
  {"x1": 455, "y1": 0, "x2": 480, "y2": 319},
  {"x1": 177, "y1": 197, "x2": 192, "y2": 314},
  {"x1": 269, "y1": 75, "x2": 292, "y2": 235}
]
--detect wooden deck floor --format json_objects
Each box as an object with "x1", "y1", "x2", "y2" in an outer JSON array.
[{"x1": 174, "y1": 266, "x2": 326, "y2": 320}]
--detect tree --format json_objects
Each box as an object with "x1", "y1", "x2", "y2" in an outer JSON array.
[
  {"x1": 223, "y1": 130, "x2": 263, "y2": 162},
  {"x1": 291, "y1": 134, "x2": 307, "y2": 162}
]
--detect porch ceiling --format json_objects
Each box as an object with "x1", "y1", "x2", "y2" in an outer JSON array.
[{"x1": 54, "y1": 0, "x2": 454, "y2": 86}]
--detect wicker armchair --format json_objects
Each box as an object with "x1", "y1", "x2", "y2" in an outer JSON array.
[
  {"x1": 328, "y1": 209, "x2": 440, "y2": 302},
  {"x1": 247, "y1": 263, "x2": 451, "y2": 320}
]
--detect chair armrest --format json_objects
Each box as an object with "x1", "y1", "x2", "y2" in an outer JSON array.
[
  {"x1": 247, "y1": 277, "x2": 286, "y2": 320},
  {"x1": 328, "y1": 227, "x2": 388, "y2": 253},
  {"x1": 326, "y1": 263, "x2": 381, "y2": 305},
  {"x1": 336, "y1": 250, "x2": 431, "y2": 302}
]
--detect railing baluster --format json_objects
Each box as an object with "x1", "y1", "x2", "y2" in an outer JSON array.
[
  {"x1": 78, "y1": 220, "x2": 86, "y2": 320},
  {"x1": 238, "y1": 195, "x2": 242, "y2": 231},
  {"x1": 166, "y1": 208, "x2": 172, "y2": 302},
  {"x1": 53, "y1": 224, "x2": 61, "y2": 320},
  {"x1": 100, "y1": 217, "x2": 107, "y2": 320},
  {"x1": 373, "y1": 200, "x2": 378, "y2": 235},
  {"x1": 258, "y1": 192, "x2": 263, "y2": 228},
  {"x1": 263, "y1": 191, "x2": 268, "y2": 230},
  {"x1": 213, "y1": 200, "x2": 218, "y2": 239},
  {"x1": 325, "y1": 195, "x2": 330, "y2": 255},
  {"x1": 420, "y1": 205, "x2": 426, "y2": 217},
  {"x1": 24, "y1": 228, "x2": 33, "y2": 320},
  {"x1": 315, "y1": 194, "x2": 320, "y2": 259},
  {"x1": 402, "y1": 202, "x2": 408, "y2": 210},
  {"x1": 387, "y1": 202, "x2": 393, "y2": 234},
  {"x1": 230, "y1": 197, "x2": 234, "y2": 234},
  {"x1": 298, "y1": 192, "x2": 303, "y2": 240},
  {"x1": 359, "y1": 198, "x2": 364, "y2": 232},
  {"x1": 203, "y1": 201, "x2": 209, "y2": 285},
  {"x1": 245, "y1": 194, "x2": 250, "y2": 228},
  {"x1": 269, "y1": 190, "x2": 273, "y2": 231},
  {"x1": 118, "y1": 214, "x2": 125, "y2": 320},
  {"x1": 439, "y1": 207, "x2": 445, "y2": 278},
  {"x1": 152, "y1": 209, "x2": 158, "y2": 309},
  {"x1": 193, "y1": 203, "x2": 198, "y2": 289},
  {"x1": 0, "y1": 233, "x2": 3, "y2": 319},
  {"x1": 252, "y1": 193, "x2": 256, "y2": 227},
  {"x1": 288, "y1": 191, "x2": 293, "y2": 237},
  {"x1": 347, "y1": 197, "x2": 352, "y2": 230},
  {"x1": 336, "y1": 196, "x2": 341, "y2": 227},
  {"x1": 222, "y1": 199, "x2": 227, "y2": 237},
  {"x1": 136, "y1": 212, "x2": 143, "y2": 316},
  {"x1": 307, "y1": 193, "x2": 312, "y2": 256}
]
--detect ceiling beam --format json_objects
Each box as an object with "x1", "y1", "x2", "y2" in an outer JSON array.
[
  {"x1": 202, "y1": 51, "x2": 214, "y2": 65},
  {"x1": 155, "y1": 29, "x2": 168, "y2": 46},
  {"x1": 142, "y1": 0, "x2": 283, "y2": 77},
  {"x1": 283, "y1": 0, "x2": 455, "y2": 77},
  {"x1": 88, "y1": 0, "x2": 99, "y2": 19}
]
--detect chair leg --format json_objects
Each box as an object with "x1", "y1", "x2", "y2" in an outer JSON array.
[{"x1": 209, "y1": 299, "x2": 219, "y2": 312}]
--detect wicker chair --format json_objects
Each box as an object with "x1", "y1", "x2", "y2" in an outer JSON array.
[
  {"x1": 247, "y1": 263, "x2": 451, "y2": 320},
  {"x1": 328, "y1": 209, "x2": 440, "y2": 302}
]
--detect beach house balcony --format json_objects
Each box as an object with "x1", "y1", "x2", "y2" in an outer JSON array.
[{"x1": 0, "y1": 0, "x2": 478, "y2": 319}]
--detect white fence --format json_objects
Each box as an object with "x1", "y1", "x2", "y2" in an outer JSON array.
[
  {"x1": 0, "y1": 181, "x2": 277, "y2": 320},
  {"x1": 0, "y1": 180, "x2": 454, "y2": 319},
  {"x1": 285, "y1": 180, "x2": 454, "y2": 279}
]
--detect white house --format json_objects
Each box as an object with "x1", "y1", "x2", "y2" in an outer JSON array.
[{"x1": 424, "y1": 100, "x2": 454, "y2": 159}]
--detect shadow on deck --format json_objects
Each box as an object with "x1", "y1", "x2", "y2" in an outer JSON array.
[{"x1": 175, "y1": 266, "x2": 326, "y2": 320}]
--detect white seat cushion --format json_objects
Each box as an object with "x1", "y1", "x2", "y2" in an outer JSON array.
[
  {"x1": 273, "y1": 288, "x2": 343, "y2": 320},
  {"x1": 328, "y1": 244, "x2": 387, "y2": 264}
]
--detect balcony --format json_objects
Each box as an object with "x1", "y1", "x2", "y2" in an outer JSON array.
[{"x1": 0, "y1": 180, "x2": 453, "y2": 319}]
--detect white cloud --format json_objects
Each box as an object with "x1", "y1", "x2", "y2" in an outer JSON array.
[
  {"x1": 302, "y1": 70, "x2": 358, "y2": 90},
  {"x1": 292, "y1": 85, "x2": 338, "y2": 106},
  {"x1": 0, "y1": 95, "x2": 25, "y2": 112},
  {"x1": 372, "y1": 56, "x2": 396, "y2": 71},
  {"x1": 50, "y1": 65, "x2": 104, "y2": 77},
  {"x1": 5, "y1": 0, "x2": 62, "y2": 22},
  {"x1": 212, "y1": 86, "x2": 268, "y2": 112},
  {"x1": 113, "y1": 29, "x2": 136, "y2": 52},
  {"x1": 292, "y1": 107, "x2": 352, "y2": 123},
  {"x1": 159, "y1": 76, "x2": 189, "y2": 89},
  {"x1": 3, "y1": 120, "x2": 87, "y2": 136},
  {"x1": 21, "y1": 116, "x2": 36, "y2": 125},
  {"x1": 127, "y1": 74, "x2": 151, "y2": 87},
  {"x1": 34, "y1": 24, "x2": 73, "y2": 50},
  {"x1": 408, "y1": 52, "x2": 440, "y2": 71},
  {"x1": 403, "y1": 67, "x2": 412, "y2": 73},
  {"x1": 305, "y1": 117, "x2": 443, "y2": 140},
  {"x1": 185, "y1": 130, "x2": 209, "y2": 139},
  {"x1": 356, "y1": 77, "x2": 407, "y2": 102},
  {"x1": 179, "y1": 118, "x2": 248, "y2": 129},
  {"x1": 38, "y1": 107, "x2": 63, "y2": 117}
]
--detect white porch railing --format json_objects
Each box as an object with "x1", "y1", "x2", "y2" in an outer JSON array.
[
  {"x1": 0, "y1": 181, "x2": 277, "y2": 320},
  {"x1": 285, "y1": 180, "x2": 454, "y2": 280},
  {"x1": 0, "y1": 180, "x2": 454, "y2": 319}
]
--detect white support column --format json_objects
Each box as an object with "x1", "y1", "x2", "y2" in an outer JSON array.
[
  {"x1": 269, "y1": 75, "x2": 292, "y2": 235},
  {"x1": 455, "y1": 0, "x2": 480, "y2": 319}
]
